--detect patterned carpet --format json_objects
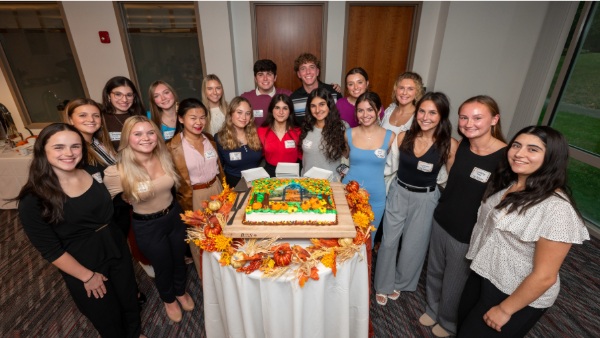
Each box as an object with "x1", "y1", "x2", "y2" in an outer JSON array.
[{"x1": 1, "y1": 208, "x2": 598, "y2": 337}]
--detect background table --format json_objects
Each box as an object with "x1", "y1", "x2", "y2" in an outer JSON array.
[
  {"x1": 202, "y1": 240, "x2": 369, "y2": 338},
  {"x1": 0, "y1": 148, "x2": 32, "y2": 209}
]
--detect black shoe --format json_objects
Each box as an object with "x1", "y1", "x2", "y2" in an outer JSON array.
[{"x1": 138, "y1": 292, "x2": 147, "y2": 307}]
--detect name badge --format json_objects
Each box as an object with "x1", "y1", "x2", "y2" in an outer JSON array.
[
  {"x1": 417, "y1": 161, "x2": 433, "y2": 172},
  {"x1": 302, "y1": 139, "x2": 313, "y2": 149},
  {"x1": 470, "y1": 167, "x2": 491, "y2": 183},
  {"x1": 164, "y1": 130, "x2": 175, "y2": 140},
  {"x1": 92, "y1": 172, "x2": 103, "y2": 183},
  {"x1": 137, "y1": 181, "x2": 151, "y2": 193},
  {"x1": 285, "y1": 140, "x2": 296, "y2": 149},
  {"x1": 205, "y1": 150, "x2": 217, "y2": 159},
  {"x1": 109, "y1": 132, "x2": 121, "y2": 141},
  {"x1": 374, "y1": 149, "x2": 386, "y2": 158},
  {"x1": 253, "y1": 110, "x2": 263, "y2": 118},
  {"x1": 229, "y1": 152, "x2": 242, "y2": 161}
]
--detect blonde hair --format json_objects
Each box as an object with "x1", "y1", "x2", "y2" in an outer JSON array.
[
  {"x1": 148, "y1": 80, "x2": 179, "y2": 131},
  {"x1": 64, "y1": 98, "x2": 116, "y2": 167},
  {"x1": 201, "y1": 74, "x2": 228, "y2": 133},
  {"x1": 116, "y1": 115, "x2": 180, "y2": 203},
  {"x1": 216, "y1": 96, "x2": 262, "y2": 151},
  {"x1": 392, "y1": 72, "x2": 424, "y2": 106}
]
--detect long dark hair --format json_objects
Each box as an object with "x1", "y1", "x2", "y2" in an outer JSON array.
[
  {"x1": 14, "y1": 123, "x2": 88, "y2": 224},
  {"x1": 484, "y1": 126, "x2": 579, "y2": 215},
  {"x1": 175, "y1": 98, "x2": 208, "y2": 134},
  {"x1": 101, "y1": 76, "x2": 145, "y2": 116},
  {"x1": 300, "y1": 88, "x2": 347, "y2": 161},
  {"x1": 262, "y1": 94, "x2": 298, "y2": 130},
  {"x1": 400, "y1": 92, "x2": 452, "y2": 165}
]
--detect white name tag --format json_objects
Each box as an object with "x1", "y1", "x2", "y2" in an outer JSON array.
[
  {"x1": 417, "y1": 161, "x2": 434, "y2": 172},
  {"x1": 164, "y1": 130, "x2": 175, "y2": 140},
  {"x1": 253, "y1": 110, "x2": 263, "y2": 118},
  {"x1": 470, "y1": 167, "x2": 491, "y2": 183},
  {"x1": 302, "y1": 139, "x2": 313, "y2": 149},
  {"x1": 374, "y1": 149, "x2": 386, "y2": 158},
  {"x1": 109, "y1": 132, "x2": 121, "y2": 141},
  {"x1": 229, "y1": 152, "x2": 242, "y2": 161},
  {"x1": 137, "y1": 181, "x2": 150, "y2": 193},
  {"x1": 285, "y1": 140, "x2": 296, "y2": 149},
  {"x1": 92, "y1": 172, "x2": 103, "y2": 183},
  {"x1": 205, "y1": 150, "x2": 217, "y2": 159}
]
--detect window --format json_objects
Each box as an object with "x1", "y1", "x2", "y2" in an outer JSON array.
[
  {"x1": 119, "y1": 2, "x2": 203, "y2": 107},
  {"x1": 543, "y1": 2, "x2": 600, "y2": 227},
  {"x1": 0, "y1": 2, "x2": 85, "y2": 126}
]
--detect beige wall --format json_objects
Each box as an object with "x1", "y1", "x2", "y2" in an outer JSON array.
[{"x1": 1, "y1": 1, "x2": 573, "y2": 140}]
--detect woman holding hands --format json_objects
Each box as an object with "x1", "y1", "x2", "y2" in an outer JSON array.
[
  {"x1": 374, "y1": 92, "x2": 457, "y2": 306},
  {"x1": 457, "y1": 126, "x2": 589, "y2": 337}
]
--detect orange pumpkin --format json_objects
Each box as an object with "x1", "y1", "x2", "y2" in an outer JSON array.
[
  {"x1": 346, "y1": 181, "x2": 360, "y2": 193},
  {"x1": 252, "y1": 202, "x2": 262, "y2": 210},
  {"x1": 204, "y1": 215, "x2": 222, "y2": 237},
  {"x1": 272, "y1": 243, "x2": 293, "y2": 266}
]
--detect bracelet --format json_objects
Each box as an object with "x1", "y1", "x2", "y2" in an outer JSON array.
[{"x1": 84, "y1": 272, "x2": 95, "y2": 284}]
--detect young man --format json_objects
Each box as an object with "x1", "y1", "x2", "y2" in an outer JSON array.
[
  {"x1": 290, "y1": 53, "x2": 341, "y2": 124},
  {"x1": 241, "y1": 59, "x2": 292, "y2": 127}
]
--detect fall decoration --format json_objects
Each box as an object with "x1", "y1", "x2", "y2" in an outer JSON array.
[{"x1": 181, "y1": 178, "x2": 374, "y2": 287}]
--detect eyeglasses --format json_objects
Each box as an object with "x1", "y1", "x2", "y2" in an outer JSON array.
[{"x1": 111, "y1": 91, "x2": 134, "y2": 100}]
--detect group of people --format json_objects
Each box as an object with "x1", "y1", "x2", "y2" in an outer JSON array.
[{"x1": 14, "y1": 51, "x2": 589, "y2": 338}]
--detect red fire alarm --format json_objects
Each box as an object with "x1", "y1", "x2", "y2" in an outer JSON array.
[{"x1": 99, "y1": 31, "x2": 110, "y2": 44}]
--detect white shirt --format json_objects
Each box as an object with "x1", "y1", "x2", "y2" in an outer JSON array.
[{"x1": 466, "y1": 187, "x2": 589, "y2": 308}]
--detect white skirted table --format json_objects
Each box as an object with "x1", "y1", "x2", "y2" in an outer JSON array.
[
  {"x1": 0, "y1": 149, "x2": 32, "y2": 209},
  {"x1": 202, "y1": 240, "x2": 369, "y2": 338}
]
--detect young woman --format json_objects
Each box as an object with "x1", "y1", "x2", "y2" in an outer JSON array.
[
  {"x1": 457, "y1": 126, "x2": 589, "y2": 337},
  {"x1": 374, "y1": 92, "x2": 458, "y2": 306},
  {"x1": 342, "y1": 92, "x2": 395, "y2": 245},
  {"x1": 148, "y1": 80, "x2": 179, "y2": 141},
  {"x1": 16, "y1": 123, "x2": 144, "y2": 338},
  {"x1": 336, "y1": 67, "x2": 370, "y2": 127},
  {"x1": 102, "y1": 76, "x2": 145, "y2": 149},
  {"x1": 258, "y1": 94, "x2": 302, "y2": 177},
  {"x1": 103, "y1": 116, "x2": 194, "y2": 323},
  {"x1": 300, "y1": 88, "x2": 348, "y2": 182},
  {"x1": 215, "y1": 96, "x2": 263, "y2": 187},
  {"x1": 420, "y1": 96, "x2": 507, "y2": 337},
  {"x1": 380, "y1": 72, "x2": 424, "y2": 134},
  {"x1": 201, "y1": 74, "x2": 227, "y2": 135},
  {"x1": 167, "y1": 98, "x2": 224, "y2": 212}
]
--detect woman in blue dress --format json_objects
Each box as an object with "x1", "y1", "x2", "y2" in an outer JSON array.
[{"x1": 342, "y1": 92, "x2": 394, "y2": 246}]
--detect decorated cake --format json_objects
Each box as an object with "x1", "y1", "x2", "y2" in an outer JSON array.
[{"x1": 243, "y1": 178, "x2": 338, "y2": 225}]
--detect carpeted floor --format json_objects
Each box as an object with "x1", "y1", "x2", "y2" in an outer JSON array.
[{"x1": 1, "y1": 208, "x2": 598, "y2": 337}]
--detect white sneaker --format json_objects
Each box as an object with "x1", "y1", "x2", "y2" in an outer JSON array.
[{"x1": 139, "y1": 262, "x2": 155, "y2": 278}]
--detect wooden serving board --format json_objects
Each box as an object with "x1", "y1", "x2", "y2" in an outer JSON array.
[{"x1": 222, "y1": 182, "x2": 356, "y2": 239}]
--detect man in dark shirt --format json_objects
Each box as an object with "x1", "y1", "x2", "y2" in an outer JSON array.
[{"x1": 290, "y1": 53, "x2": 341, "y2": 124}]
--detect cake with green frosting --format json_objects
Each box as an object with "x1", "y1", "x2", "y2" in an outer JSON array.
[{"x1": 243, "y1": 178, "x2": 338, "y2": 225}]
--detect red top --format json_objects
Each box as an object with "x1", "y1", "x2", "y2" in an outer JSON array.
[{"x1": 257, "y1": 126, "x2": 302, "y2": 165}]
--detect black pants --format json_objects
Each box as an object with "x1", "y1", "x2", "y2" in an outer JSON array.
[
  {"x1": 457, "y1": 272, "x2": 546, "y2": 337},
  {"x1": 64, "y1": 233, "x2": 141, "y2": 337},
  {"x1": 132, "y1": 202, "x2": 187, "y2": 303}
]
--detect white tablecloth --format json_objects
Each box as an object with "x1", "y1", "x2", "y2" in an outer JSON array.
[
  {"x1": 202, "y1": 241, "x2": 369, "y2": 338},
  {"x1": 0, "y1": 149, "x2": 32, "y2": 209}
]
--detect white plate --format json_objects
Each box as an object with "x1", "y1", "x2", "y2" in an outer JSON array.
[
  {"x1": 240, "y1": 167, "x2": 270, "y2": 182},
  {"x1": 303, "y1": 167, "x2": 333, "y2": 180},
  {"x1": 275, "y1": 162, "x2": 300, "y2": 177}
]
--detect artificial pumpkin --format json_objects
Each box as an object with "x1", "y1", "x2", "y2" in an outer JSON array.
[
  {"x1": 208, "y1": 200, "x2": 222, "y2": 211},
  {"x1": 230, "y1": 251, "x2": 246, "y2": 268},
  {"x1": 272, "y1": 243, "x2": 293, "y2": 267},
  {"x1": 204, "y1": 215, "x2": 222, "y2": 237},
  {"x1": 345, "y1": 180, "x2": 360, "y2": 193}
]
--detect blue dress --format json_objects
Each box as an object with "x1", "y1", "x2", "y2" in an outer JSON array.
[{"x1": 342, "y1": 129, "x2": 392, "y2": 235}]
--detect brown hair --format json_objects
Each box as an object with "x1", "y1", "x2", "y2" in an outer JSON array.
[{"x1": 457, "y1": 95, "x2": 506, "y2": 143}]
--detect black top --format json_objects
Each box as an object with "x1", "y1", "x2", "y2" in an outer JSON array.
[
  {"x1": 433, "y1": 139, "x2": 506, "y2": 243},
  {"x1": 19, "y1": 175, "x2": 125, "y2": 271},
  {"x1": 397, "y1": 144, "x2": 443, "y2": 187}
]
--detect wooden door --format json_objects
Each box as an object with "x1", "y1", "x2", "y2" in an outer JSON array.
[
  {"x1": 345, "y1": 4, "x2": 417, "y2": 109},
  {"x1": 253, "y1": 4, "x2": 324, "y2": 92}
]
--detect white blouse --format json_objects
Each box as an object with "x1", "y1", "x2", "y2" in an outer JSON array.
[
  {"x1": 380, "y1": 103, "x2": 413, "y2": 135},
  {"x1": 466, "y1": 187, "x2": 589, "y2": 308}
]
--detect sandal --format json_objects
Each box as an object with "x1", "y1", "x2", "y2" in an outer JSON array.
[
  {"x1": 388, "y1": 290, "x2": 401, "y2": 300},
  {"x1": 375, "y1": 294, "x2": 388, "y2": 306}
]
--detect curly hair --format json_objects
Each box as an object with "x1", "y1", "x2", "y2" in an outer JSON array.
[
  {"x1": 300, "y1": 88, "x2": 347, "y2": 162},
  {"x1": 294, "y1": 53, "x2": 320, "y2": 72},
  {"x1": 484, "y1": 126, "x2": 580, "y2": 217},
  {"x1": 215, "y1": 96, "x2": 262, "y2": 151},
  {"x1": 392, "y1": 72, "x2": 424, "y2": 106},
  {"x1": 400, "y1": 92, "x2": 453, "y2": 166}
]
